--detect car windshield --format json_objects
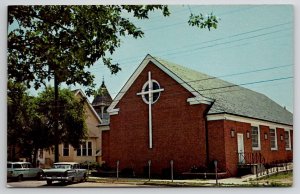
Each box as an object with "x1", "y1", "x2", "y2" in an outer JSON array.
[
  {"x1": 53, "y1": 164, "x2": 72, "y2": 169},
  {"x1": 7, "y1": 163, "x2": 12, "y2": 168}
]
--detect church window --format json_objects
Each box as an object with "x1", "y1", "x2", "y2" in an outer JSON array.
[
  {"x1": 76, "y1": 141, "x2": 93, "y2": 156},
  {"x1": 270, "y1": 128, "x2": 277, "y2": 150},
  {"x1": 62, "y1": 143, "x2": 69, "y2": 156},
  {"x1": 141, "y1": 80, "x2": 162, "y2": 104},
  {"x1": 284, "y1": 130, "x2": 291, "y2": 150},
  {"x1": 88, "y1": 142, "x2": 92, "y2": 156},
  {"x1": 251, "y1": 126, "x2": 261, "y2": 150}
]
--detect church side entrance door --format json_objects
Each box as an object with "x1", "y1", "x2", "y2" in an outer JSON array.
[{"x1": 237, "y1": 133, "x2": 245, "y2": 164}]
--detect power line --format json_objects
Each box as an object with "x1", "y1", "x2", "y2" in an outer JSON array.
[
  {"x1": 89, "y1": 21, "x2": 291, "y2": 71},
  {"x1": 99, "y1": 62, "x2": 292, "y2": 100},
  {"x1": 176, "y1": 64, "x2": 293, "y2": 86},
  {"x1": 143, "y1": 5, "x2": 262, "y2": 32},
  {"x1": 198, "y1": 76, "x2": 293, "y2": 92},
  {"x1": 207, "y1": 78, "x2": 292, "y2": 96},
  {"x1": 158, "y1": 27, "x2": 291, "y2": 58},
  {"x1": 141, "y1": 21, "x2": 291, "y2": 60},
  {"x1": 105, "y1": 75, "x2": 293, "y2": 104},
  {"x1": 168, "y1": 30, "x2": 292, "y2": 61},
  {"x1": 92, "y1": 62, "x2": 292, "y2": 97},
  {"x1": 90, "y1": 31, "x2": 291, "y2": 76}
]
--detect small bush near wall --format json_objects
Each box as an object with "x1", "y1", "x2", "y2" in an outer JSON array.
[
  {"x1": 80, "y1": 161, "x2": 101, "y2": 170},
  {"x1": 190, "y1": 165, "x2": 208, "y2": 173},
  {"x1": 121, "y1": 168, "x2": 135, "y2": 178}
]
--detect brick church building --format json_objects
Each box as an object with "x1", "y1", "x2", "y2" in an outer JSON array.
[{"x1": 102, "y1": 54, "x2": 293, "y2": 177}]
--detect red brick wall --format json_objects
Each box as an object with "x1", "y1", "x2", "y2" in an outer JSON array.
[
  {"x1": 207, "y1": 120, "x2": 226, "y2": 171},
  {"x1": 216, "y1": 120, "x2": 293, "y2": 176},
  {"x1": 103, "y1": 62, "x2": 209, "y2": 175},
  {"x1": 223, "y1": 120, "x2": 253, "y2": 176},
  {"x1": 102, "y1": 60, "x2": 293, "y2": 177},
  {"x1": 253, "y1": 126, "x2": 293, "y2": 164}
]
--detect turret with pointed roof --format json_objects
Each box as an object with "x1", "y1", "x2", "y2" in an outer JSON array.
[{"x1": 92, "y1": 78, "x2": 112, "y2": 124}]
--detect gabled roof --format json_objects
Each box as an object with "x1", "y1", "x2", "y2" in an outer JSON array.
[
  {"x1": 108, "y1": 54, "x2": 293, "y2": 126},
  {"x1": 73, "y1": 89, "x2": 102, "y2": 124}
]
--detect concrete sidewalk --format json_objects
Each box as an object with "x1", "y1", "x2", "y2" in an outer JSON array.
[
  {"x1": 87, "y1": 165, "x2": 292, "y2": 187},
  {"x1": 87, "y1": 175, "x2": 253, "y2": 186}
]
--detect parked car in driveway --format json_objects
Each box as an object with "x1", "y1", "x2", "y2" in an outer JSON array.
[
  {"x1": 7, "y1": 161, "x2": 43, "y2": 181},
  {"x1": 42, "y1": 162, "x2": 87, "y2": 185}
]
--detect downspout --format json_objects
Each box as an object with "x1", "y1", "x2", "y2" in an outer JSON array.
[{"x1": 204, "y1": 101, "x2": 214, "y2": 167}]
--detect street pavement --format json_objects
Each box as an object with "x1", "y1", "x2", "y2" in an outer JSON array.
[
  {"x1": 7, "y1": 180, "x2": 157, "y2": 187},
  {"x1": 6, "y1": 165, "x2": 292, "y2": 188}
]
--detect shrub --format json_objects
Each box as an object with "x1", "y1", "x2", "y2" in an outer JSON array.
[
  {"x1": 190, "y1": 165, "x2": 207, "y2": 173},
  {"x1": 121, "y1": 168, "x2": 135, "y2": 177}
]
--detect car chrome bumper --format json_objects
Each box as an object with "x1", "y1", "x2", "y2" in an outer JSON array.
[{"x1": 42, "y1": 176, "x2": 72, "y2": 181}]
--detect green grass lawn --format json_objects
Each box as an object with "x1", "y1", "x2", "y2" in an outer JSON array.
[
  {"x1": 250, "y1": 171, "x2": 293, "y2": 187},
  {"x1": 264, "y1": 171, "x2": 293, "y2": 180}
]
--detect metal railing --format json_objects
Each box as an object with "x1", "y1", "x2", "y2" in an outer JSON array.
[
  {"x1": 255, "y1": 162, "x2": 293, "y2": 179},
  {"x1": 237, "y1": 152, "x2": 265, "y2": 165}
]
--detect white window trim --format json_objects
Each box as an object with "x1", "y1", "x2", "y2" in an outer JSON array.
[
  {"x1": 62, "y1": 144, "x2": 70, "y2": 157},
  {"x1": 252, "y1": 125, "x2": 261, "y2": 151},
  {"x1": 87, "y1": 141, "x2": 93, "y2": 156},
  {"x1": 285, "y1": 130, "x2": 292, "y2": 150},
  {"x1": 270, "y1": 128, "x2": 278, "y2": 151},
  {"x1": 77, "y1": 141, "x2": 93, "y2": 156}
]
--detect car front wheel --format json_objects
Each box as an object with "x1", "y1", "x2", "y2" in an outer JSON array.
[
  {"x1": 36, "y1": 172, "x2": 42, "y2": 180},
  {"x1": 17, "y1": 174, "x2": 23, "y2": 182},
  {"x1": 81, "y1": 174, "x2": 87, "y2": 182},
  {"x1": 46, "y1": 180, "x2": 52, "y2": 185}
]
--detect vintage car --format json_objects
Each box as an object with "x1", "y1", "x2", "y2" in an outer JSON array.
[
  {"x1": 42, "y1": 162, "x2": 87, "y2": 185},
  {"x1": 7, "y1": 161, "x2": 43, "y2": 181}
]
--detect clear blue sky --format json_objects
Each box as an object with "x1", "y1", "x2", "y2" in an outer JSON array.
[{"x1": 76, "y1": 5, "x2": 293, "y2": 112}]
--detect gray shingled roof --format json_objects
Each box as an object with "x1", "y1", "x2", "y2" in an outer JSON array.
[{"x1": 155, "y1": 57, "x2": 293, "y2": 126}]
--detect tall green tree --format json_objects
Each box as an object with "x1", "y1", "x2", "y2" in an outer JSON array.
[
  {"x1": 8, "y1": 5, "x2": 218, "y2": 94},
  {"x1": 34, "y1": 87, "x2": 88, "y2": 151},
  {"x1": 7, "y1": 80, "x2": 31, "y2": 161},
  {"x1": 8, "y1": 81, "x2": 87, "y2": 164},
  {"x1": 8, "y1": 5, "x2": 218, "y2": 161}
]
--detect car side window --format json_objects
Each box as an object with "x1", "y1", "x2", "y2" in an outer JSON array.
[{"x1": 14, "y1": 164, "x2": 22, "y2": 168}]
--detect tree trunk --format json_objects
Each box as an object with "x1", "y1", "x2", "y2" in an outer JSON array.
[
  {"x1": 54, "y1": 74, "x2": 59, "y2": 162},
  {"x1": 11, "y1": 145, "x2": 16, "y2": 161},
  {"x1": 32, "y1": 148, "x2": 38, "y2": 167}
]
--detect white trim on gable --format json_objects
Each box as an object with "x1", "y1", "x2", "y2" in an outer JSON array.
[
  {"x1": 187, "y1": 96, "x2": 212, "y2": 105},
  {"x1": 108, "y1": 108, "x2": 120, "y2": 115},
  {"x1": 107, "y1": 54, "x2": 213, "y2": 115},
  {"x1": 74, "y1": 89, "x2": 102, "y2": 124}
]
